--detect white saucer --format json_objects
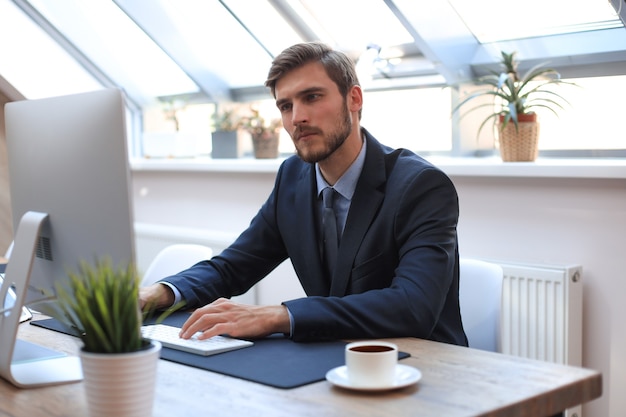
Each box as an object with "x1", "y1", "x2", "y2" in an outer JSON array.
[{"x1": 325, "y1": 364, "x2": 421, "y2": 391}]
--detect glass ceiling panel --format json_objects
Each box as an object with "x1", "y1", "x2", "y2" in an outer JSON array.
[
  {"x1": 4, "y1": 0, "x2": 625, "y2": 107},
  {"x1": 291, "y1": 0, "x2": 415, "y2": 55},
  {"x1": 158, "y1": 0, "x2": 275, "y2": 89},
  {"x1": 0, "y1": 0, "x2": 102, "y2": 99},
  {"x1": 222, "y1": 0, "x2": 304, "y2": 57},
  {"x1": 449, "y1": 0, "x2": 623, "y2": 43},
  {"x1": 27, "y1": 0, "x2": 198, "y2": 101}
]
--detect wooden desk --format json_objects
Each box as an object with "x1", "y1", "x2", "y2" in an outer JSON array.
[{"x1": 2, "y1": 316, "x2": 601, "y2": 417}]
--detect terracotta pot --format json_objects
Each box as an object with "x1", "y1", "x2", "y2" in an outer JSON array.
[
  {"x1": 497, "y1": 113, "x2": 540, "y2": 162},
  {"x1": 252, "y1": 132, "x2": 279, "y2": 159}
]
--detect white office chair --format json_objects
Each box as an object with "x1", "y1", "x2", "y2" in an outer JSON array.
[
  {"x1": 141, "y1": 243, "x2": 213, "y2": 287},
  {"x1": 459, "y1": 258, "x2": 504, "y2": 352}
]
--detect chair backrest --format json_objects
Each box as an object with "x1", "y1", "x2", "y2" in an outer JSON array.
[
  {"x1": 459, "y1": 258, "x2": 504, "y2": 352},
  {"x1": 141, "y1": 243, "x2": 213, "y2": 287}
]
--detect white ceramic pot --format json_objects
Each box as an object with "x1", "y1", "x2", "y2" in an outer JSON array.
[{"x1": 79, "y1": 341, "x2": 161, "y2": 417}]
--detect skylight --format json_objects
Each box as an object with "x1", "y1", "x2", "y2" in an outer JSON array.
[
  {"x1": 27, "y1": 0, "x2": 198, "y2": 103},
  {"x1": 290, "y1": 0, "x2": 415, "y2": 53},
  {"x1": 448, "y1": 0, "x2": 623, "y2": 43},
  {"x1": 3, "y1": 0, "x2": 625, "y2": 106},
  {"x1": 0, "y1": 0, "x2": 101, "y2": 99}
]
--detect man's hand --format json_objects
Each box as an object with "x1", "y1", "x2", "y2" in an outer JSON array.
[
  {"x1": 179, "y1": 298, "x2": 291, "y2": 340},
  {"x1": 139, "y1": 283, "x2": 175, "y2": 311}
]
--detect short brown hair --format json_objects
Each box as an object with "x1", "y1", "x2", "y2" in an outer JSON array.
[{"x1": 265, "y1": 42, "x2": 360, "y2": 99}]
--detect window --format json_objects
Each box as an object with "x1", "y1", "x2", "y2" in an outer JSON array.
[
  {"x1": 448, "y1": 0, "x2": 622, "y2": 42},
  {"x1": 140, "y1": 74, "x2": 626, "y2": 159},
  {"x1": 3, "y1": 0, "x2": 625, "y2": 159},
  {"x1": 362, "y1": 88, "x2": 452, "y2": 152},
  {"x1": 26, "y1": 0, "x2": 198, "y2": 101},
  {"x1": 0, "y1": 0, "x2": 102, "y2": 99},
  {"x1": 536, "y1": 75, "x2": 626, "y2": 151}
]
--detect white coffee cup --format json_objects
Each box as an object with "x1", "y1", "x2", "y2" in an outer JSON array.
[{"x1": 345, "y1": 341, "x2": 398, "y2": 388}]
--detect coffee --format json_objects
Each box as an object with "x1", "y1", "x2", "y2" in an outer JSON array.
[{"x1": 349, "y1": 345, "x2": 394, "y2": 353}]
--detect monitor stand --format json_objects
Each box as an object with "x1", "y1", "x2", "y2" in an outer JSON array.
[{"x1": 0, "y1": 211, "x2": 83, "y2": 388}]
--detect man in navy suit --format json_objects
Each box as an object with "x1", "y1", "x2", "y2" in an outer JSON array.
[{"x1": 140, "y1": 42, "x2": 467, "y2": 346}]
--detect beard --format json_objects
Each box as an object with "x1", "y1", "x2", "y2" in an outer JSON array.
[{"x1": 291, "y1": 103, "x2": 352, "y2": 164}]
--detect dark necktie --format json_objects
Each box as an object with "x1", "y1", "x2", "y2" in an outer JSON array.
[{"x1": 322, "y1": 187, "x2": 338, "y2": 276}]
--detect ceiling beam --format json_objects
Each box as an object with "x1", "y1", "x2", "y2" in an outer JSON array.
[
  {"x1": 388, "y1": 0, "x2": 479, "y2": 84},
  {"x1": 609, "y1": 0, "x2": 626, "y2": 26}
]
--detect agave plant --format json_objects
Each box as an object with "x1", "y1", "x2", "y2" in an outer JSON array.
[
  {"x1": 52, "y1": 258, "x2": 146, "y2": 354},
  {"x1": 453, "y1": 51, "x2": 576, "y2": 137}
]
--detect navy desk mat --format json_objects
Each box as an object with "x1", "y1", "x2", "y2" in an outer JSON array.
[{"x1": 31, "y1": 311, "x2": 409, "y2": 389}]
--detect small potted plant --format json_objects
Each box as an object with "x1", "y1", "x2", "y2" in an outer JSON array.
[
  {"x1": 52, "y1": 258, "x2": 161, "y2": 417},
  {"x1": 143, "y1": 97, "x2": 199, "y2": 158},
  {"x1": 453, "y1": 51, "x2": 576, "y2": 161},
  {"x1": 211, "y1": 107, "x2": 250, "y2": 158},
  {"x1": 241, "y1": 108, "x2": 282, "y2": 159}
]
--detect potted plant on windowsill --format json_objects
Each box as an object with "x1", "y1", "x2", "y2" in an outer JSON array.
[
  {"x1": 143, "y1": 97, "x2": 199, "y2": 159},
  {"x1": 242, "y1": 108, "x2": 282, "y2": 159},
  {"x1": 452, "y1": 51, "x2": 576, "y2": 162},
  {"x1": 211, "y1": 108, "x2": 251, "y2": 158},
  {"x1": 51, "y1": 258, "x2": 161, "y2": 417}
]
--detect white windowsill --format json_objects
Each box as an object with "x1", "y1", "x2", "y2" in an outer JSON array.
[
  {"x1": 131, "y1": 157, "x2": 286, "y2": 174},
  {"x1": 130, "y1": 156, "x2": 626, "y2": 180},
  {"x1": 426, "y1": 156, "x2": 626, "y2": 179}
]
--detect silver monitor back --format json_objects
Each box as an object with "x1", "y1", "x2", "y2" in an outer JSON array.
[
  {"x1": 5, "y1": 88, "x2": 136, "y2": 312},
  {"x1": 1, "y1": 88, "x2": 135, "y2": 387}
]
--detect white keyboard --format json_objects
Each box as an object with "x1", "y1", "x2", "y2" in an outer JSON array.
[{"x1": 141, "y1": 324, "x2": 254, "y2": 356}]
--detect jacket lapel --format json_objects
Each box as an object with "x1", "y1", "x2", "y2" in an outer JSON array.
[{"x1": 293, "y1": 163, "x2": 331, "y2": 296}]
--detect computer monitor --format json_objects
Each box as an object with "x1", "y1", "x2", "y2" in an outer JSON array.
[{"x1": 1, "y1": 88, "x2": 135, "y2": 388}]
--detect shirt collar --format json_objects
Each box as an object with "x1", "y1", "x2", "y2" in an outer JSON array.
[{"x1": 316, "y1": 135, "x2": 367, "y2": 201}]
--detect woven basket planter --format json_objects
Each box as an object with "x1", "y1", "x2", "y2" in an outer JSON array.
[
  {"x1": 252, "y1": 132, "x2": 279, "y2": 159},
  {"x1": 497, "y1": 113, "x2": 539, "y2": 162}
]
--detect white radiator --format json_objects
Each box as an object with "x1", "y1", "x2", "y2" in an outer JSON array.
[
  {"x1": 496, "y1": 261, "x2": 583, "y2": 417},
  {"x1": 497, "y1": 261, "x2": 583, "y2": 366}
]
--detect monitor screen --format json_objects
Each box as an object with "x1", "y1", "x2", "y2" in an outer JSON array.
[{"x1": 5, "y1": 88, "x2": 135, "y2": 316}]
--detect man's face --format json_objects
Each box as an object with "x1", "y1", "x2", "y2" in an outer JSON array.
[{"x1": 274, "y1": 62, "x2": 352, "y2": 163}]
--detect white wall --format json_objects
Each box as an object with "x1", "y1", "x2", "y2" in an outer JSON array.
[
  {"x1": 131, "y1": 160, "x2": 626, "y2": 417},
  {"x1": 453, "y1": 174, "x2": 625, "y2": 417}
]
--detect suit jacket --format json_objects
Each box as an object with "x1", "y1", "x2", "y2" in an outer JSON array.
[{"x1": 165, "y1": 129, "x2": 468, "y2": 345}]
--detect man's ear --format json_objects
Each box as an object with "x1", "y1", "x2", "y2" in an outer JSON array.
[{"x1": 348, "y1": 85, "x2": 363, "y2": 113}]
